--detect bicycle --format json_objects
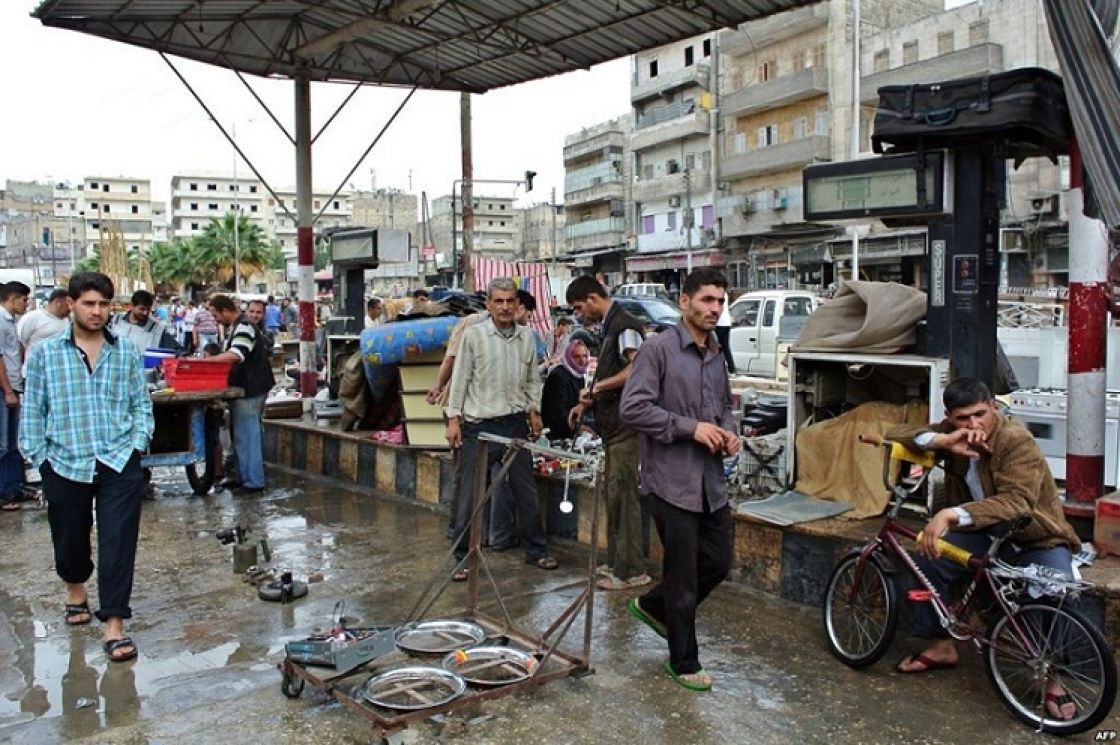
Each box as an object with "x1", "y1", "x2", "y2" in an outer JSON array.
[{"x1": 822, "y1": 435, "x2": 1116, "y2": 735}]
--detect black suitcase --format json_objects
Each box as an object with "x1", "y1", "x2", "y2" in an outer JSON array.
[{"x1": 871, "y1": 67, "x2": 1071, "y2": 162}]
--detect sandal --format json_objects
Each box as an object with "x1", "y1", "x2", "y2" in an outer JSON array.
[
  {"x1": 452, "y1": 568, "x2": 469, "y2": 582},
  {"x1": 103, "y1": 636, "x2": 138, "y2": 663},
  {"x1": 627, "y1": 597, "x2": 668, "y2": 640},
  {"x1": 664, "y1": 661, "x2": 712, "y2": 692},
  {"x1": 531, "y1": 556, "x2": 558, "y2": 571},
  {"x1": 597, "y1": 573, "x2": 652, "y2": 590},
  {"x1": 895, "y1": 653, "x2": 957, "y2": 674},
  {"x1": 0, "y1": 500, "x2": 19, "y2": 512},
  {"x1": 65, "y1": 600, "x2": 92, "y2": 626}
]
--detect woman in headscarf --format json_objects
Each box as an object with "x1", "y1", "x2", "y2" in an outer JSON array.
[{"x1": 540, "y1": 338, "x2": 591, "y2": 442}]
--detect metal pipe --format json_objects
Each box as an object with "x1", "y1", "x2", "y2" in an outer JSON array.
[
  {"x1": 460, "y1": 92, "x2": 475, "y2": 291},
  {"x1": 295, "y1": 74, "x2": 317, "y2": 398}
]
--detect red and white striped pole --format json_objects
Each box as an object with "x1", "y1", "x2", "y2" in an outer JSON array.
[
  {"x1": 295, "y1": 75, "x2": 318, "y2": 399},
  {"x1": 1065, "y1": 138, "x2": 1109, "y2": 514}
]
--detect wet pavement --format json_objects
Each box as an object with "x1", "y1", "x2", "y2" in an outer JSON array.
[{"x1": 1, "y1": 467, "x2": 1116, "y2": 744}]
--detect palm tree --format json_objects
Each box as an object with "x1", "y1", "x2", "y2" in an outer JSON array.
[{"x1": 191, "y1": 213, "x2": 284, "y2": 290}]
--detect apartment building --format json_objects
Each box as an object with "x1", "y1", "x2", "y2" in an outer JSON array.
[
  {"x1": 81, "y1": 176, "x2": 155, "y2": 256},
  {"x1": 351, "y1": 188, "x2": 417, "y2": 233},
  {"x1": 169, "y1": 174, "x2": 268, "y2": 241},
  {"x1": 563, "y1": 116, "x2": 631, "y2": 283},
  {"x1": 627, "y1": 35, "x2": 719, "y2": 285},
  {"x1": 428, "y1": 194, "x2": 521, "y2": 264},
  {"x1": 521, "y1": 202, "x2": 566, "y2": 263},
  {"x1": 270, "y1": 189, "x2": 352, "y2": 257}
]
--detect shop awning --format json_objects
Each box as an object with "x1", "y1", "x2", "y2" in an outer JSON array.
[
  {"x1": 625, "y1": 249, "x2": 725, "y2": 272},
  {"x1": 829, "y1": 229, "x2": 927, "y2": 262},
  {"x1": 33, "y1": 0, "x2": 820, "y2": 93}
]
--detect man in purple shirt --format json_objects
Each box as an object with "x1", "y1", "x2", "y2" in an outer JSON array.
[{"x1": 619, "y1": 267, "x2": 739, "y2": 692}]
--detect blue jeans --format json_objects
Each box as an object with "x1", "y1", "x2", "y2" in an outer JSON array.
[
  {"x1": 911, "y1": 529, "x2": 1074, "y2": 638},
  {"x1": 229, "y1": 394, "x2": 267, "y2": 489},
  {"x1": 0, "y1": 402, "x2": 23, "y2": 499}
]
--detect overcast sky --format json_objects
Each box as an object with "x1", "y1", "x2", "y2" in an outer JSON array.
[{"x1": 1, "y1": 2, "x2": 631, "y2": 211}]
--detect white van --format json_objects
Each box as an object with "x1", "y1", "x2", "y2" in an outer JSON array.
[
  {"x1": 615, "y1": 283, "x2": 670, "y2": 301},
  {"x1": 728, "y1": 290, "x2": 818, "y2": 377}
]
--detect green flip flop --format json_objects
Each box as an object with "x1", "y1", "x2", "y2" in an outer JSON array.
[
  {"x1": 627, "y1": 597, "x2": 668, "y2": 640},
  {"x1": 663, "y1": 661, "x2": 712, "y2": 692}
]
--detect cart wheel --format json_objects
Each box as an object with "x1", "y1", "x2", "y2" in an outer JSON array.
[
  {"x1": 185, "y1": 425, "x2": 221, "y2": 496},
  {"x1": 281, "y1": 671, "x2": 305, "y2": 699}
]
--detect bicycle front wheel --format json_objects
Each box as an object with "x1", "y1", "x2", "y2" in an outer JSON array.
[
  {"x1": 822, "y1": 552, "x2": 898, "y2": 668},
  {"x1": 984, "y1": 602, "x2": 1117, "y2": 735}
]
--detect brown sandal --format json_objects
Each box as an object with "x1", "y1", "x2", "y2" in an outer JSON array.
[{"x1": 533, "y1": 556, "x2": 558, "y2": 571}]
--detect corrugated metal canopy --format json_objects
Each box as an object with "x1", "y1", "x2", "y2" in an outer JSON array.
[{"x1": 32, "y1": 0, "x2": 819, "y2": 93}]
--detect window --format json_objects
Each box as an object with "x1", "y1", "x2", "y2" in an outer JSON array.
[
  {"x1": 130, "y1": 184, "x2": 138, "y2": 194},
  {"x1": 969, "y1": 19, "x2": 990, "y2": 46},
  {"x1": 208, "y1": 203, "x2": 218, "y2": 210},
  {"x1": 190, "y1": 202, "x2": 198, "y2": 211},
  {"x1": 333, "y1": 201, "x2": 340, "y2": 209},
  {"x1": 190, "y1": 222, "x2": 199, "y2": 230},
  {"x1": 667, "y1": 159, "x2": 680, "y2": 174},
  {"x1": 734, "y1": 132, "x2": 747, "y2": 153},
  {"x1": 488, "y1": 203, "x2": 494, "y2": 210},
  {"x1": 90, "y1": 202, "x2": 98, "y2": 210},
  {"x1": 873, "y1": 49, "x2": 889, "y2": 73},
  {"x1": 702, "y1": 151, "x2": 711, "y2": 172},
  {"x1": 937, "y1": 31, "x2": 954, "y2": 56},
  {"x1": 89, "y1": 182, "x2": 99, "y2": 190},
  {"x1": 190, "y1": 183, "x2": 198, "y2": 191},
  {"x1": 500, "y1": 204, "x2": 507, "y2": 210},
  {"x1": 762, "y1": 300, "x2": 776, "y2": 327},
  {"x1": 56, "y1": 202, "x2": 62, "y2": 210},
  {"x1": 268, "y1": 198, "x2": 275, "y2": 207},
  {"x1": 902, "y1": 40, "x2": 919, "y2": 65},
  {"x1": 131, "y1": 245, "x2": 138, "y2": 252},
  {"x1": 793, "y1": 116, "x2": 808, "y2": 139},
  {"x1": 500, "y1": 221, "x2": 506, "y2": 227},
  {"x1": 314, "y1": 200, "x2": 321, "y2": 209},
  {"x1": 649, "y1": 59, "x2": 658, "y2": 78},
  {"x1": 488, "y1": 221, "x2": 494, "y2": 226},
  {"x1": 815, "y1": 110, "x2": 830, "y2": 135},
  {"x1": 758, "y1": 59, "x2": 776, "y2": 82},
  {"x1": 756, "y1": 124, "x2": 778, "y2": 148},
  {"x1": 812, "y1": 43, "x2": 826, "y2": 69},
  {"x1": 249, "y1": 185, "x2": 257, "y2": 193},
  {"x1": 684, "y1": 46, "x2": 694, "y2": 67},
  {"x1": 685, "y1": 153, "x2": 696, "y2": 171},
  {"x1": 207, "y1": 183, "x2": 217, "y2": 191},
  {"x1": 103, "y1": 204, "x2": 110, "y2": 213},
  {"x1": 102, "y1": 184, "x2": 109, "y2": 192},
  {"x1": 91, "y1": 221, "x2": 100, "y2": 230},
  {"x1": 703, "y1": 38, "x2": 711, "y2": 57},
  {"x1": 642, "y1": 163, "x2": 654, "y2": 180},
  {"x1": 792, "y1": 50, "x2": 806, "y2": 71},
  {"x1": 731, "y1": 299, "x2": 760, "y2": 327},
  {"x1": 250, "y1": 204, "x2": 258, "y2": 213},
  {"x1": 131, "y1": 205, "x2": 138, "y2": 214},
  {"x1": 667, "y1": 211, "x2": 677, "y2": 230}
]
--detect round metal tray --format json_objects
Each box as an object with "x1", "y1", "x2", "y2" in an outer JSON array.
[
  {"x1": 358, "y1": 666, "x2": 466, "y2": 710},
  {"x1": 442, "y1": 645, "x2": 538, "y2": 686},
  {"x1": 394, "y1": 620, "x2": 487, "y2": 654}
]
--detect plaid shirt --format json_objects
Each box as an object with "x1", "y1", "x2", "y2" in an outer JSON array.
[{"x1": 19, "y1": 327, "x2": 154, "y2": 483}]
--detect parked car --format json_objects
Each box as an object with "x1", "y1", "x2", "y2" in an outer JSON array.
[
  {"x1": 728, "y1": 290, "x2": 818, "y2": 377},
  {"x1": 613, "y1": 296, "x2": 681, "y2": 334},
  {"x1": 615, "y1": 283, "x2": 671, "y2": 301}
]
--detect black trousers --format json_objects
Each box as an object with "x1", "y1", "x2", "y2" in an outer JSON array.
[
  {"x1": 42, "y1": 452, "x2": 145, "y2": 622},
  {"x1": 639, "y1": 494, "x2": 732, "y2": 674}
]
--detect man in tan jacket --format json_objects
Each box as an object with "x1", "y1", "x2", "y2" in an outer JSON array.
[{"x1": 888, "y1": 378, "x2": 1080, "y2": 720}]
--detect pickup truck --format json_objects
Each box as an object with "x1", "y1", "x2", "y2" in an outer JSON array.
[{"x1": 728, "y1": 290, "x2": 818, "y2": 378}]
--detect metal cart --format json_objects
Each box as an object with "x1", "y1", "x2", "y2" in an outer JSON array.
[
  {"x1": 142, "y1": 387, "x2": 243, "y2": 495},
  {"x1": 278, "y1": 433, "x2": 602, "y2": 744}
]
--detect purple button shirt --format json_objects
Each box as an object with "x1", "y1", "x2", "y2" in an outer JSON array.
[{"x1": 619, "y1": 322, "x2": 734, "y2": 513}]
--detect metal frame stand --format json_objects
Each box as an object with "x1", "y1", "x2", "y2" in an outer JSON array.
[{"x1": 278, "y1": 432, "x2": 602, "y2": 743}]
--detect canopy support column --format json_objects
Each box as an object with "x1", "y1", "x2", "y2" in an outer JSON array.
[{"x1": 295, "y1": 74, "x2": 317, "y2": 398}]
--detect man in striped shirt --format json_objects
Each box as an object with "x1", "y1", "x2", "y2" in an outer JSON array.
[
  {"x1": 444, "y1": 278, "x2": 556, "y2": 579},
  {"x1": 20, "y1": 272, "x2": 154, "y2": 662}
]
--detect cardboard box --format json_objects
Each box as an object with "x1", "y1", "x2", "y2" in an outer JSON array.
[{"x1": 1094, "y1": 492, "x2": 1120, "y2": 557}]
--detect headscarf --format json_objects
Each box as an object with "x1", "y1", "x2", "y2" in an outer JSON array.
[{"x1": 561, "y1": 338, "x2": 590, "y2": 378}]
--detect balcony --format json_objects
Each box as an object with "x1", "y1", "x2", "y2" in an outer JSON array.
[
  {"x1": 861, "y1": 43, "x2": 1004, "y2": 103},
  {"x1": 565, "y1": 161, "x2": 625, "y2": 202},
  {"x1": 718, "y1": 189, "x2": 805, "y2": 238},
  {"x1": 720, "y1": 4, "x2": 829, "y2": 57},
  {"x1": 566, "y1": 217, "x2": 627, "y2": 253},
  {"x1": 631, "y1": 110, "x2": 711, "y2": 152},
  {"x1": 563, "y1": 130, "x2": 627, "y2": 163},
  {"x1": 632, "y1": 170, "x2": 711, "y2": 204},
  {"x1": 721, "y1": 135, "x2": 830, "y2": 180},
  {"x1": 637, "y1": 230, "x2": 687, "y2": 254},
  {"x1": 631, "y1": 62, "x2": 710, "y2": 105},
  {"x1": 722, "y1": 66, "x2": 828, "y2": 118}
]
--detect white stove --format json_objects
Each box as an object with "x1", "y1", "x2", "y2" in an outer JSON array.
[{"x1": 1007, "y1": 388, "x2": 1120, "y2": 486}]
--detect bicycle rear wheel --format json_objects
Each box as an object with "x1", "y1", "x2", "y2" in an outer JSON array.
[
  {"x1": 822, "y1": 552, "x2": 898, "y2": 668},
  {"x1": 984, "y1": 602, "x2": 1117, "y2": 735}
]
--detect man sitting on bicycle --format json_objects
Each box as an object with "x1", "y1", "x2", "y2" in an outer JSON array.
[{"x1": 888, "y1": 377, "x2": 1081, "y2": 719}]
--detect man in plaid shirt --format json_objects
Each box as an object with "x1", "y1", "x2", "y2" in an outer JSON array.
[{"x1": 20, "y1": 272, "x2": 154, "y2": 663}]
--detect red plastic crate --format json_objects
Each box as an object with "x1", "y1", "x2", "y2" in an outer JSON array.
[{"x1": 162, "y1": 358, "x2": 233, "y2": 391}]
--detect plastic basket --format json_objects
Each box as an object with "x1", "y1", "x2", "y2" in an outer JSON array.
[{"x1": 163, "y1": 358, "x2": 233, "y2": 391}]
